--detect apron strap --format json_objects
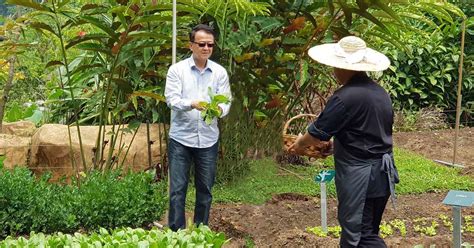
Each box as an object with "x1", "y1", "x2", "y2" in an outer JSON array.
[{"x1": 382, "y1": 153, "x2": 397, "y2": 210}]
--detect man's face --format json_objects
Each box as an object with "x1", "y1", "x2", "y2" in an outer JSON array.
[{"x1": 190, "y1": 30, "x2": 214, "y2": 62}]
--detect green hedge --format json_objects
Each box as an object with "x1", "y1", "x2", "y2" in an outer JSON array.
[
  {"x1": 0, "y1": 225, "x2": 227, "y2": 247},
  {"x1": 0, "y1": 168, "x2": 167, "y2": 239}
]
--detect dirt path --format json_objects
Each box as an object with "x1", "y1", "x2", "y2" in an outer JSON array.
[{"x1": 209, "y1": 128, "x2": 474, "y2": 247}]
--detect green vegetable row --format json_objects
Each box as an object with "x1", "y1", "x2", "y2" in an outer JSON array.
[{"x1": 0, "y1": 225, "x2": 227, "y2": 247}]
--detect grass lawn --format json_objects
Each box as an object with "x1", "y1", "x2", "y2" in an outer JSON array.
[{"x1": 186, "y1": 148, "x2": 474, "y2": 206}]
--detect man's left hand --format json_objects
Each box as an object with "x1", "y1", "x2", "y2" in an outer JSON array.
[{"x1": 288, "y1": 134, "x2": 307, "y2": 155}]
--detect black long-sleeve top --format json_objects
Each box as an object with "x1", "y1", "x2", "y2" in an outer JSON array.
[{"x1": 308, "y1": 73, "x2": 394, "y2": 160}]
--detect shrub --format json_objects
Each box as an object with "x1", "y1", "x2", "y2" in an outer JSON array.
[
  {"x1": 0, "y1": 167, "x2": 167, "y2": 239},
  {"x1": 73, "y1": 171, "x2": 167, "y2": 230}
]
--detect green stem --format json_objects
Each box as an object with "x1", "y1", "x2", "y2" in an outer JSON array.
[{"x1": 52, "y1": 0, "x2": 87, "y2": 174}]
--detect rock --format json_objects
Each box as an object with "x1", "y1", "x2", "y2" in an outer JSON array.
[
  {"x1": 29, "y1": 123, "x2": 168, "y2": 180},
  {"x1": 0, "y1": 133, "x2": 30, "y2": 169},
  {"x1": 1, "y1": 121, "x2": 36, "y2": 137}
]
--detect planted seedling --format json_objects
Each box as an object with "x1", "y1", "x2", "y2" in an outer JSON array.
[
  {"x1": 199, "y1": 87, "x2": 230, "y2": 125},
  {"x1": 464, "y1": 215, "x2": 474, "y2": 233},
  {"x1": 306, "y1": 226, "x2": 327, "y2": 237},
  {"x1": 439, "y1": 214, "x2": 453, "y2": 231},
  {"x1": 306, "y1": 225, "x2": 341, "y2": 238},
  {"x1": 379, "y1": 221, "x2": 394, "y2": 238},
  {"x1": 390, "y1": 219, "x2": 407, "y2": 237},
  {"x1": 413, "y1": 217, "x2": 438, "y2": 236}
]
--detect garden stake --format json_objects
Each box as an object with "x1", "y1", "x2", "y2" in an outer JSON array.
[
  {"x1": 315, "y1": 170, "x2": 335, "y2": 233},
  {"x1": 454, "y1": 206, "x2": 462, "y2": 248},
  {"x1": 442, "y1": 190, "x2": 474, "y2": 248},
  {"x1": 321, "y1": 181, "x2": 327, "y2": 233}
]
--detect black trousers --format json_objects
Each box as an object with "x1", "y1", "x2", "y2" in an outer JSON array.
[
  {"x1": 358, "y1": 195, "x2": 390, "y2": 248},
  {"x1": 340, "y1": 195, "x2": 390, "y2": 248}
]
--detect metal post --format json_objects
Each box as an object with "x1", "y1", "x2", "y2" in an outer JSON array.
[
  {"x1": 453, "y1": 206, "x2": 462, "y2": 248},
  {"x1": 172, "y1": 0, "x2": 177, "y2": 65},
  {"x1": 321, "y1": 182, "x2": 327, "y2": 233}
]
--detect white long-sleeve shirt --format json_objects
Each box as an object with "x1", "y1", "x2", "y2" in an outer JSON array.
[{"x1": 164, "y1": 56, "x2": 231, "y2": 148}]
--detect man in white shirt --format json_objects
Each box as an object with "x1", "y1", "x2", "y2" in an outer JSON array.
[{"x1": 164, "y1": 24, "x2": 231, "y2": 231}]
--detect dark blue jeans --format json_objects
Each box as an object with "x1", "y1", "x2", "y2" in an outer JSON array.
[{"x1": 168, "y1": 138, "x2": 218, "y2": 231}]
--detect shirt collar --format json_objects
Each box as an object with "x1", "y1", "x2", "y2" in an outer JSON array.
[
  {"x1": 347, "y1": 72, "x2": 370, "y2": 84},
  {"x1": 188, "y1": 55, "x2": 213, "y2": 72}
]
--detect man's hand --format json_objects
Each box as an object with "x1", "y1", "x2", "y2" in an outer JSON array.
[
  {"x1": 319, "y1": 140, "x2": 334, "y2": 158},
  {"x1": 191, "y1": 100, "x2": 206, "y2": 111},
  {"x1": 288, "y1": 133, "x2": 334, "y2": 158},
  {"x1": 288, "y1": 134, "x2": 308, "y2": 155}
]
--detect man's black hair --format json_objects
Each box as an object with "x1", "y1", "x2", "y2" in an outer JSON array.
[{"x1": 189, "y1": 24, "x2": 215, "y2": 42}]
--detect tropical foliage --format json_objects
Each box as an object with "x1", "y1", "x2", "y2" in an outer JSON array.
[{"x1": 0, "y1": 0, "x2": 471, "y2": 181}]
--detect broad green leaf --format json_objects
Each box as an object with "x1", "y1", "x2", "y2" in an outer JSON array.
[
  {"x1": 127, "y1": 31, "x2": 167, "y2": 40},
  {"x1": 397, "y1": 12, "x2": 436, "y2": 29},
  {"x1": 212, "y1": 95, "x2": 230, "y2": 104},
  {"x1": 57, "y1": 0, "x2": 71, "y2": 9},
  {"x1": 130, "y1": 91, "x2": 166, "y2": 102},
  {"x1": 24, "y1": 110, "x2": 43, "y2": 125},
  {"x1": 134, "y1": 15, "x2": 172, "y2": 24},
  {"x1": 30, "y1": 22, "x2": 59, "y2": 37},
  {"x1": 128, "y1": 119, "x2": 141, "y2": 130},
  {"x1": 6, "y1": 0, "x2": 48, "y2": 11},
  {"x1": 75, "y1": 43, "x2": 112, "y2": 56},
  {"x1": 109, "y1": 6, "x2": 127, "y2": 14},
  {"x1": 112, "y1": 78, "x2": 133, "y2": 94},
  {"x1": 79, "y1": 15, "x2": 116, "y2": 38},
  {"x1": 372, "y1": 0, "x2": 402, "y2": 23},
  {"x1": 47, "y1": 89, "x2": 64, "y2": 100},
  {"x1": 351, "y1": 8, "x2": 388, "y2": 31},
  {"x1": 69, "y1": 64, "x2": 106, "y2": 77},
  {"x1": 45, "y1": 60, "x2": 65, "y2": 68},
  {"x1": 66, "y1": 33, "x2": 109, "y2": 49}
]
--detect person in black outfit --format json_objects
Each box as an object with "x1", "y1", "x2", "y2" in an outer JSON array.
[{"x1": 289, "y1": 36, "x2": 399, "y2": 248}]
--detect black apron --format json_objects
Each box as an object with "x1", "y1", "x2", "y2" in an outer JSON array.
[{"x1": 334, "y1": 138, "x2": 399, "y2": 247}]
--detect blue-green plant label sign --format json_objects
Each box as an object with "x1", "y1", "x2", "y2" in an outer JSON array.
[
  {"x1": 314, "y1": 170, "x2": 335, "y2": 183},
  {"x1": 442, "y1": 190, "x2": 474, "y2": 207}
]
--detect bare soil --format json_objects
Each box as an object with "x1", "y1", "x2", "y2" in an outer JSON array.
[{"x1": 208, "y1": 128, "x2": 474, "y2": 247}]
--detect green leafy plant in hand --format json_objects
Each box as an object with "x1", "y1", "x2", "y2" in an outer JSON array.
[{"x1": 200, "y1": 87, "x2": 230, "y2": 125}]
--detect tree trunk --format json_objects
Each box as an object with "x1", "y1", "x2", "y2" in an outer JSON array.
[{"x1": 0, "y1": 56, "x2": 16, "y2": 132}]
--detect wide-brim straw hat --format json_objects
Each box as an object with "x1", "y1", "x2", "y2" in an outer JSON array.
[{"x1": 308, "y1": 36, "x2": 390, "y2": 72}]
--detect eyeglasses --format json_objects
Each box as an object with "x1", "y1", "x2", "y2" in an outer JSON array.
[{"x1": 192, "y1": 42, "x2": 215, "y2": 48}]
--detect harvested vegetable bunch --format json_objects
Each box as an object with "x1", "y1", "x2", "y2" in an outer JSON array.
[{"x1": 199, "y1": 87, "x2": 230, "y2": 125}]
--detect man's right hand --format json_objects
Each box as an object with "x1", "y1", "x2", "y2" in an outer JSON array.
[{"x1": 191, "y1": 100, "x2": 206, "y2": 111}]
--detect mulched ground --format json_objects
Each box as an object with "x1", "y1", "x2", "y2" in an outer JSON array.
[{"x1": 208, "y1": 128, "x2": 474, "y2": 247}]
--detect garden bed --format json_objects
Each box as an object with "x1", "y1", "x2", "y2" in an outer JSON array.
[
  {"x1": 394, "y1": 127, "x2": 474, "y2": 177},
  {"x1": 210, "y1": 193, "x2": 473, "y2": 247},
  {"x1": 209, "y1": 128, "x2": 474, "y2": 247}
]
